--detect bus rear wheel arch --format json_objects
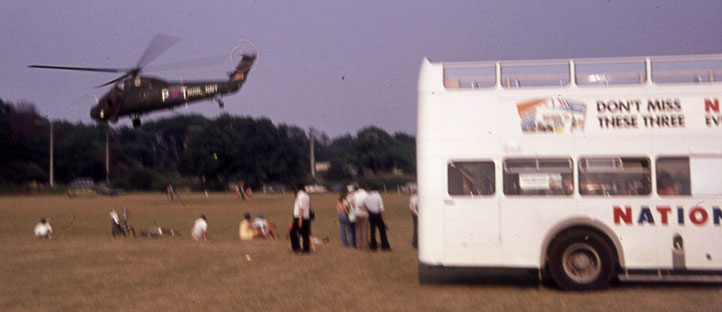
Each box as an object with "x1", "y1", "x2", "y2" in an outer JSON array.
[{"x1": 547, "y1": 229, "x2": 617, "y2": 291}]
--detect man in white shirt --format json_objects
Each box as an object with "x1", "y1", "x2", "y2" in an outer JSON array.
[
  {"x1": 34, "y1": 218, "x2": 52, "y2": 239},
  {"x1": 191, "y1": 215, "x2": 208, "y2": 241},
  {"x1": 409, "y1": 190, "x2": 419, "y2": 248},
  {"x1": 290, "y1": 183, "x2": 311, "y2": 252},
  {"x1": 364, "y1": 184, "x2": 391, "y2": 251}
]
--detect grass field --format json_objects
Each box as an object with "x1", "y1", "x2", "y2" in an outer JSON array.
[{"x1": 1, "y1": 192, "x2": 721, "y2": 311}]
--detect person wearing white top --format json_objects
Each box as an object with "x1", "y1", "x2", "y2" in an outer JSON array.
[
  {"x1": 363, "y1": 184, "x2": 391, "y2": 250},
  {"x1": 352, "y1": 186, "x2": 370, "y2": 249},
  {"x1": 191, "y1": 215, "x2": 208, "y2": 241},
  {"x1": 409, "y1": 191, "x2": 419, "y2": 248},
  {"x1": 34, "y1": 218, "x2": 52, "y2": 239},
  {"x1": 290, "y1": 183, "x2": 312, "y2": 252}
]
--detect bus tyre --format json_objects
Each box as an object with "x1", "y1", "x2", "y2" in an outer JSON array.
[{"x1": 548, "y1": 230, "x2": 615, "y2": 291}]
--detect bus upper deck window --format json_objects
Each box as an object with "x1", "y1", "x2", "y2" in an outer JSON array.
[{"x1": 447, "y1": 161, "x2": 495, "y2": 196}]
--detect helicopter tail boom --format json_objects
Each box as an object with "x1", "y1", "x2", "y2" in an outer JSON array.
[{"x1": 229, "y1": 54, "x2": 256, "y2": 82}]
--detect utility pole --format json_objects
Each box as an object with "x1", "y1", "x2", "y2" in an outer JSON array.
[
  {"x1": 49, "y1": 121, "x2": 54, "y2": 188},
  {"x1": 310, "y1": 131, "x2": 316, "y2": 178}
]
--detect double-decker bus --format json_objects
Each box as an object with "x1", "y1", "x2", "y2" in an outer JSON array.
[{"x1": 416, "y1": 54, "x2": 722, "y2": 290}]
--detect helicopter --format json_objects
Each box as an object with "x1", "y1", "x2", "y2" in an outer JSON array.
[{"x1": 29, "y1": 35, "x2": 257, "y2": 128}]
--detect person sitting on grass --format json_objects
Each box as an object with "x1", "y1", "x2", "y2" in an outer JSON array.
[
  {"x1": 252, "y1": 212, "x2": 277, "y2": 239},
  {"x1": 239, "y1": 212, "x2": 262, "y2": 240}
]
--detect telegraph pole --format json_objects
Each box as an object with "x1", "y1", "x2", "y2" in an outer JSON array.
[
  {"x1": 310, "y1": 131, "x2": 316, "y2": 178},
  {"x1": 49, "y1": 121, "x2": 54, "y2": 188}
]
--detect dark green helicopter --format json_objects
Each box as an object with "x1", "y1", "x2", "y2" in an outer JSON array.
[{"x1": 30, "y1": 35, "x2": 257, "y2": 128}]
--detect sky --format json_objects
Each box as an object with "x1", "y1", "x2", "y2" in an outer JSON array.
[{"x1": 2, "y1": 0, "x2": 722, "y2": 137}]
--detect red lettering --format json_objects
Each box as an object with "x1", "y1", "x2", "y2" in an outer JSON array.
[
  {"x1": 705, "y1": 98, "x2": 719, "y2": 113},
  {"x1": 656, "y1": 206, "x2": 672, "y2": 225},
  {"x1": 614, "y1": 206, "x2": 632, "y2": 225},
  {"x1": 690, "y1": 207, "x2": 709, "y2": 225}
]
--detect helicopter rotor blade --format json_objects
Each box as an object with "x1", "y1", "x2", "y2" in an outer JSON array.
[
  {"x1": 135, "y1": 34, "x2": 181, "y2": 70},
  {"x1": 28, "y1": 65, "x2": 128, "y2": 73},
  {"x1": 96, "y1": 73, "x2": 131, "y2": 88},
  {"x1": 143, "y1": 54, "x2": 227, "y2": 72}
]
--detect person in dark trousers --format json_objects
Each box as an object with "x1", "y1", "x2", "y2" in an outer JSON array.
[
  {"x1": 363, "y1": 184, "x2": 391, "y2": 251},
  {"x1": 290, "y1": 183, "x2": 312, "y2": 252}
]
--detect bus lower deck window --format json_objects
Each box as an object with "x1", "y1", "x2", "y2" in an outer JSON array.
[
  {"x1": 579, "y1": 157, "x2": 651, "y2": 196},
  {"x1": 448, "y1": 161, "x2": 495, "y2": 196}
]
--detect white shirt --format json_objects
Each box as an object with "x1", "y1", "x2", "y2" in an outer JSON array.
[
  {"x1": 191, "y1": 218, "x2": 208, "y2": 240},
  {"x1": 409, "y1": 194, "x2": 419, "y2": 215},
  {"x1": 293, "y1": 190, "x2": 311, "y2": 219},
  {"x1": 353, "y1": 189, "x2": 368, "y2": 217},
  {"x1": 34, "y1": 222, "x2": 52, "y2": 238},
  {"x1": 253, "y1": 218, "x2": 268, "y2": 233},
  {"x1": 364, "y1": 191, "x2": 384, "y2": 214},
  {"x1": 110, "y1": 211, "x2": 119, "y2": 224}
]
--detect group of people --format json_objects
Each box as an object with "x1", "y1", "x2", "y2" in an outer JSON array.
[
  {"x1": 335, "y1": 184, "x2": 392, "y2": 251},
  {"x1": 239, "y1": 212, "x2": 277, "y2": 240},
  {"x1": 35, "y1": 183, "x2": 420, "y2": 251}
]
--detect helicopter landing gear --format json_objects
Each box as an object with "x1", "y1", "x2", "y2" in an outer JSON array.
[
  {"x1": 217, "y1": 98, "x2": 224, "y2": 109},
  {"x1": 132, "y1": 117, "x2": 142, "y2": 129}
]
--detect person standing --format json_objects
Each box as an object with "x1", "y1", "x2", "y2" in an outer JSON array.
[
  {"x1": 364, "y1": 184, "x2": 391, "y2": 251},
  {"x1": 352, "y1": 185, "x2": 369, "y2": 250},
  {"x1": 34, "y1": 218, "x2": 52, "y2": 239},
  {"x1": 336, "y1": 190, "x2": 355, "y2": 247},
  {"x1": 191, "y1": 215, "x2": 208, "y2": 241},
  {"x1": 409, "y1": 189, "x2": 419, "y2": 248},
  {"x1": 290, "y1": 183, "x2": 311, "y2": 252}
]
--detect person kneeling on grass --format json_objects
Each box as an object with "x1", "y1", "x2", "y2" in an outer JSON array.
[
  {"x1": 191, "y1": 215, "x2": 208, "y2": 241},
  {"x1": 34, "y1": 218, "x2": 52, "y2": 239},
  {"x1": 239, "y1": 212, "x2": 263, "y2": 240}
]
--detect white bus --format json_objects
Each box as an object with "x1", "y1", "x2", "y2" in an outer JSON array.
[{"x1": 417, "y1": 54, "x2": 722, "y2": 290}]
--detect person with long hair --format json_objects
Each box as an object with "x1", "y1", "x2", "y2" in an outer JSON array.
[{"x1": 336, "y1": 189, "x2": 355, "y2": 247}]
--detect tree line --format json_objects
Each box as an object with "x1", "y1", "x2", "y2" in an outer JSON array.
[{"x1": 0, "y1": 98, "x2": 415, "y2": 191}]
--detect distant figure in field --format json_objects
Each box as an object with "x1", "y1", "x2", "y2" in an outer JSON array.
[
  {"x1": 235, "y1": 184, "x2": 249, "y2": 200},
  {"x1": 192, "y1": 215, "x2": 208, "y2": 241},
  {"x1": 352, "y1": 185, "x2": 369, "y2": 250},
  {"x1": 110, "y1": 210, "x2": 123, "y2": 237},
  {"x1": 336, "y1": 189, "x2": 355, "y2": 247},
  {"x1": 409, "y1": 189, "x2": 419, "y2": 249},
  {"x1": 239, "y1": 212, "x2": 260, "y2": 240},
  {"x1": 34, "y1": 218, "x2": 52, "y2": 239},
  {"x1": 364, "y1": 184, "x2": 391, "y2": 251},
  {"x1": 167, "y1": 184, "x2": 175, "y2": 200},
  {"x1": 290, "y1": 183, "x2": 311, "y2": 252},
  {"x1": 253, "y1": 212, "x2": 277, "y2": 239}
]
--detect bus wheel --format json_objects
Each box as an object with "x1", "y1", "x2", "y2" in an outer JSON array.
[{"x1": 548, "y1": 230, "x2": 615, "y2": 291}]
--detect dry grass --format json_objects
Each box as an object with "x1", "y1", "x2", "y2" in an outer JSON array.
[{"x1": 1, "y1": 192, "x2": 721, "y2": 311}]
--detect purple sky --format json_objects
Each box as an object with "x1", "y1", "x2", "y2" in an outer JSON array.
[{"x1": 2, "y1": 1, "x2": 722, "y2": 137}]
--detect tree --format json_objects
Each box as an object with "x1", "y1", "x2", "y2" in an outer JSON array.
[
  {"x1": 181, "y1": 115, "x2": 307, "y2": 190},
  {"x1": 354, "y1": 126, "x2": 396, "y2": 175},
  {"x1": 54, "y1": 122, "x2": 105, "y2": 183}
]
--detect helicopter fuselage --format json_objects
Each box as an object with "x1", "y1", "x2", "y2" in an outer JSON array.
[{"x1": 90, "y1": 76, "x2": 244, "y2": 122}]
